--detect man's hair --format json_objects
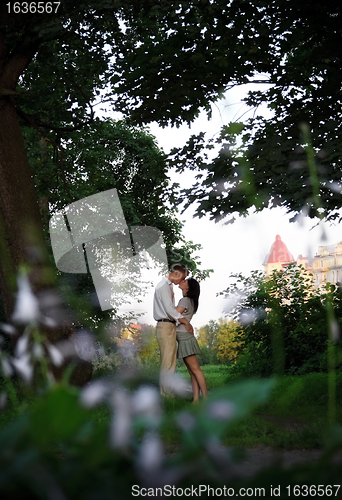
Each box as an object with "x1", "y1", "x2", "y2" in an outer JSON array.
[{"x1": 170, "y1": 263, "x2": 188, "y2": 276}]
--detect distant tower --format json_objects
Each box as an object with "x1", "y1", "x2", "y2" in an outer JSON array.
[{"x1": 263, "y1": 235, "x2": 295, "y2": 276}]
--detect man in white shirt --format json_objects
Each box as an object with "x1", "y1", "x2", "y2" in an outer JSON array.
[{"x1": 153, "y1": 264, "x2": 193, "y2": 396}]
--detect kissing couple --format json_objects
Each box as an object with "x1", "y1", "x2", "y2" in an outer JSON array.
[{"x1": 153, "y1": 264, "x2": 208, "y2": 402}]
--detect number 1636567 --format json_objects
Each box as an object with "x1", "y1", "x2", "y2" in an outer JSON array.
[
  {"x1": 6, "y1": 2, "x2": 61, "y2": 13},
  {"x1": 286, "y1": 485, "x2": 341, "y2": 496}
]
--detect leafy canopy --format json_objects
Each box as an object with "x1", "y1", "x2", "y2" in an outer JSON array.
[{"x1": 4, "y1": 1, "x2": 342, "y2": 234}]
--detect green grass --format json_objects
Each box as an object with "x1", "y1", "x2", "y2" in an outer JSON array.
[
  {"x1": 172, "y1": 365, "x2": 342, "y2": 450},
  {"x1": 2, "y1": 364, "x2": 342, "y2": 451},
  {"x1": 176, "y1": 363, "x2": 233, "y2": 391}
]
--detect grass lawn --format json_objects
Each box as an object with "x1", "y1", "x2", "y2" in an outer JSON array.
[
  {"x1": 1, "y1": 364, "x2": 341, "y2": 451},
  {"x1": 166, "y1": 365, "x2": 342, "y2": 450}
]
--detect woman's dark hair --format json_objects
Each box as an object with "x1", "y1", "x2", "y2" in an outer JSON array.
[{"x1": 185, "y1": 277, "x2": 200, "y2": 313}]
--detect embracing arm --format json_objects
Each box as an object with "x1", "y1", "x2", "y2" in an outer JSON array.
[
  {"x1": 176, "y1": 306, "x2": 193, "y2": 335},
  {"x1": 154, "y1": 283, "x2": 184, "y2": 323}
]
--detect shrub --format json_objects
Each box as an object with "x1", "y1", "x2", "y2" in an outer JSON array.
[{"x1": 222, "y1": 266, "x2": 342, "y2": 377}]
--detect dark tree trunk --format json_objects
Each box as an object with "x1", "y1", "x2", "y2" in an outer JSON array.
[
  {"x1": 0, "y1": 23, "x2": 48, "y2": 318},
  {"x1": 0, "y1": 34, "x2": 92, "y2": 384}
]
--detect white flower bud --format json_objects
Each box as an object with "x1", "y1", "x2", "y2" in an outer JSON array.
[{"x1": 12, "y1": 275, "x2": 39, "y2": 325}]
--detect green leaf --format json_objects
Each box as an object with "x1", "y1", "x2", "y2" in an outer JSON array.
[{"x1": 29, "y1": 386, "x2": 88, "y2": 446}]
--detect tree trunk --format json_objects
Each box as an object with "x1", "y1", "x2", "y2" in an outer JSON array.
[
  {"x1": 0, "y1": 18, "x2": 92, "y2": 385},
  {"x1": 0, "y1": 94, "x2": 53, "y2": 320},
  {"x1": 0, "y1": 95, "x2": 93, "y2": 384}
]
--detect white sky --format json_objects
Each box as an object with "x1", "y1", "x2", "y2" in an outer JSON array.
[{"x1": 110, "y1": 85, "x2": 342, "y2": 329}]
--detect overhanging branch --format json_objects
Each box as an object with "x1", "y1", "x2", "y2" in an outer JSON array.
[{"x1": 17, "y1": 107, "x2": 75, "y2": 204}]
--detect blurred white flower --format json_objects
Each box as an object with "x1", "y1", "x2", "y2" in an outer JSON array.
[
  {"x1": 110, "y1": 388, "x2": 132, "y2": 449},
  {"x1": 47, "y1": 343, "x2": 64, "y2": 366},
  {"x1": 330, "y1": 319, "x2": 340, "y2": 343},
  {"x1": 54, "y1": 338, "x2": 77, "y2": 359},
  {"x1": 15, "y1": 333, "x2": 29, "y2": 358},
  {"x1": 12, "y1": 275, "x2": 39, "y2": 324},
  {"x1": 136, "y1": 433, "x2": 164, "y2": 472},
  {"x1": 205, "y1": 436, "x2": 231, "y2": 465},
  {"x1": 288, "y1": 160, "x2": 305, "y2": 170},
  {"x1": 12, "y1": 353, "x2": 33, "y2": 384},
  {"x1": 117, "y1": 339, "x2": 137, "y2": 361},
  {"x1": 320, "y1": 225, "x2": 327, "y2": 241},
  {"x1": 0, "y1": 323, "x2": 16, "y2": 335},
  {"x1": 292, "y1": 205, "x2": 309, "y2": 227},
  {"x1": 32, "y1": 343, "x2": 44, "y2": 359},
  {"x1": 207, "y1": 400, "x2": 236, "y2": 421},
  {"x1": 41, "y1": 316, "x2": 58, "y2": 328},
  {"x1": 1, "y1": 358, "x2": 14, "y2": 377},
  {"x1": 72, "y1": 330, "x2": 97, "y2": 361},
  {"x1": 326, "y1": 182, "x2": 342, "y2": 194},
  {"x1": 80, "y1": 380, "x2": 109, "y2": 408},
  {"x1": 176, "y1": 411, "x2": 196, "y2": 431},
  {"x1": 132, "y1": 386, "x2": 161, "y2": 425},
  {"x1": 0, "y1": 392, "x2": 7, "y2": 410},
  {"x1": 96, "y1": 343, "x2": 106, "y2": 357},
  {"x1": 37, "y1": 289, "x2": 68, "y2": 328}
]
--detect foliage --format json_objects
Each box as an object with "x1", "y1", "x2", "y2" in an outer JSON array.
[
  {"x1": 24, "y1": 115, "x2": 212, "y2": 272},
  {"x1": 0, "y1": 273, "x2": 282, "y2": 497},
  {"x1": 196, "y1": 319, "x2": 220, "y2": 365},
  {"x1": 195, "y1": 318, "x2": 241, "y2": 365},
  {"x1": 0, "y1": 376, "x2": 280, "y2": 498},
  {"x1": 162, "y1": 3, "x2": 342, "y2": 224},
  {"x1": 221, "y1": 265, "x2": 342, "y2": 377},
  {"x1": 216, "y1": 319, "x2": 242, "y2": 364},
  {"x1": 6, "y1": 0, "x2": 342, "y2": 228},
  {"x1": 19, "y1": 116, "x2": 213, "y2": 332},
  {"x1": 2, "y1": 0, "x2": 224, "y2": 323},
  {"x1": 3, "y1": 273, "x2": 342, "y2": 495},
  {"x1": 93, "y1": 322, "x2": 160, "y2": 374}
]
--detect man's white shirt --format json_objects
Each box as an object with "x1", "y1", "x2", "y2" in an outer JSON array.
[{"x1": 153, "y1": 277, "x2": 184, "y2": 325}]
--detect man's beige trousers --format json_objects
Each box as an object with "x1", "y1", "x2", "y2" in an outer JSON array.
[{"x1": 156, "y1": 321, "x2": 177, "y2": 396}]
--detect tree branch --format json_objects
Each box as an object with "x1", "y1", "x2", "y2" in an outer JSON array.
[
  {"x1": 16, "y1": 92, "x2": 95, "y2": 134},
  {"x1": 17, "y1": 107, "x2": 75, "y2": 203},
  {"x1": 0, "y1": 40, "x2": 40, "y2": 90}
]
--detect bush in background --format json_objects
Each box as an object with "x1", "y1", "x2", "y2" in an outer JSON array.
[{"x1": 222, "y1": 266, "x2": 342, "y2": 377}]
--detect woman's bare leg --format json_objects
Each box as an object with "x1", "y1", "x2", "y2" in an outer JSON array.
[
  {"x1": 184, "y1": 355, "x2": 208, "y2": 400},
  {"x1": 184, "y1": 358, "x2": 200, "y2": 402}
]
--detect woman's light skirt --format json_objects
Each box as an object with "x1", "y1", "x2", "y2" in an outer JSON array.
[{"x1": 176, "y1": 331, "x2": 201, "y2": 359}]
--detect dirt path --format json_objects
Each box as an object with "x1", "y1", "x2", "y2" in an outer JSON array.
[{"x1": 227, "y1": 414, "x2": 341, "y2": 478}]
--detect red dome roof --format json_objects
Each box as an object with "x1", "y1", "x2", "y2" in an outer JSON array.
[{"x1": 263, "y1": 235, "x2": 295, "y2": 265}]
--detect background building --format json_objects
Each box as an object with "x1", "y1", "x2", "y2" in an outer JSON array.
[
  {"x1": 263, "y1": 236, "x2": 342, "y2": 289},
  {"x1": 313, "y1": 242, "x2": 342, "y2": 288},
  {"x1": 263, "y1": 235, "x2": 311, "y2": 276},
  {"x1": 263, "y1": 235, "x2": 295, "y2": 276}
]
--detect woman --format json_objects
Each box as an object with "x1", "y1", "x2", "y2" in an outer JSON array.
[{"x1": 176, "y1": 277, "x2": 208, "y2": 403}]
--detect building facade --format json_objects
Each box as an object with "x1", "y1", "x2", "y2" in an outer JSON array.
[
  {"x1": 263, "y1": 236, "x2": 342, "y2": 289},
  {"x1": 312, "y1": 242, "x2": 342, "y2": 288}
]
